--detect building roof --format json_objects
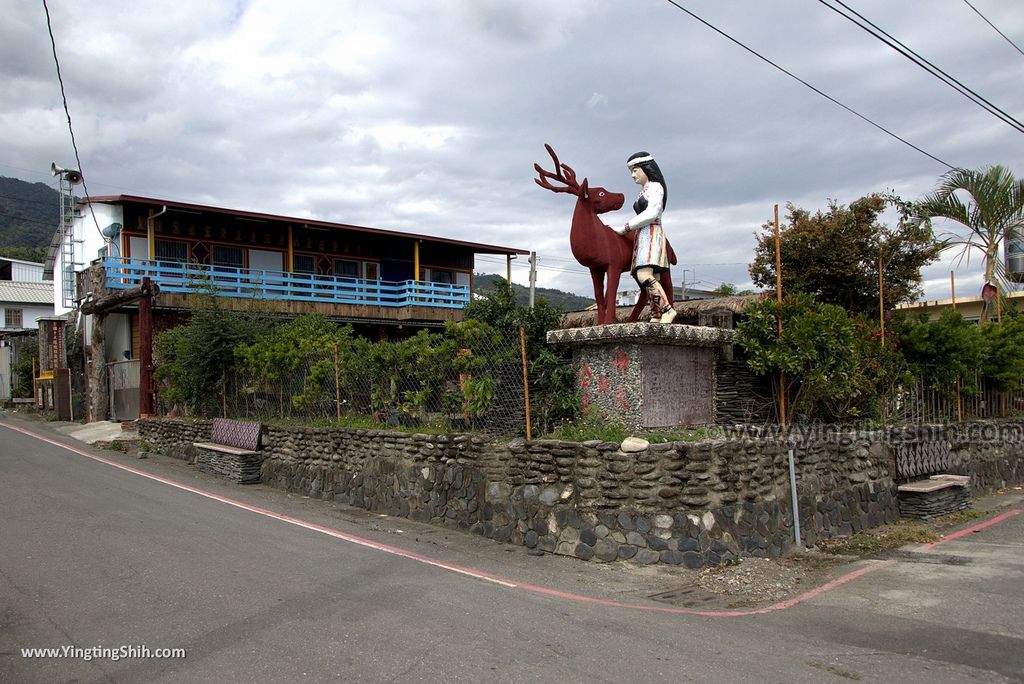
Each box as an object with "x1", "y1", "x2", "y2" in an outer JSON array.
[
  {"x1": 896, "y1": 290, "x2": 1024, "y2": 310},
  {"x1": 80, "y1": 194, "x2": 531, "y2": 256},
  {"x1": 559, "y1": 294, "x2": 759, "y2": 328},
  {"x1": 0, "y1": 281, "x2": 53, "y2": 305},
  {"x1": 0, "y1": 257, "x2": 44, "y2": 267}
]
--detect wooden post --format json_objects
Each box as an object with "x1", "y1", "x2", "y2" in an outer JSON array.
[
  {"x1": 520, "y1": 326, "x2": 531, "y2": 441},
  {"x1": 774, "y1": 204, "x2": 786, "y2": 428},
  {"x1": 950, "y1": 271, "x2": 956, "y2": 311},
  {"x1": 139, "y1": 277, "x2": 154, "y2": 417}
]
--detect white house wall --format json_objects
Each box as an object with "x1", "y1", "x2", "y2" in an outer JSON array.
[
  {"x1": 0, "y1": 303, "x2": 54, "y2": 330},
  {"x1": 54, "y1": 203, "x2": 122, "y2": 316}
]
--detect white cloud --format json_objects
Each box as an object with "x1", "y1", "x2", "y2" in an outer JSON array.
[{"x1": 2, "y1": 0, "x2": 1022, "y2": 303}]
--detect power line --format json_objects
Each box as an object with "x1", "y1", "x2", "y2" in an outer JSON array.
[
  {"x1": 42, "y1": 0, "x2": 105, "y2": 242},
  {"x1": 817, "y1": 0, "x2": 1024, "y2": 134},
  {"x1": 661, "y1": 0, "x2": 954, "y2": 169},
  {"x1": 962, "y1": 0, "x2": 1024, "y2": 58}
]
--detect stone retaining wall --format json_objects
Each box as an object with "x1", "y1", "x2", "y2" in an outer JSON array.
[{"x1": 138, "y1": 418, "x2": 1024, "y2": 568}]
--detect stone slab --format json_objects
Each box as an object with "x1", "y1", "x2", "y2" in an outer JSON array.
[{"x1": 898, "y1": 479, "x2": 964, "y2": 493}]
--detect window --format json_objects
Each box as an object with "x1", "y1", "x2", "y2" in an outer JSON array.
[
  {"x1": 334, "y1": 259, "x2": 361, "y2": 279},
  {"x1": 154, "y1": 239, "x2": 188, "y2": 263},
  {"x1": 421, "y1": 268, "x2": 454, "y2": 284},
  {"x1": 293, "y1": 254, "x2": 315, "y2": 274},
  {"x1": 4, "y1": 308, "x2": 23, "y2": 328},
  {"x1": 212, "y1": 245, "x2": 244, "y2": 269}
]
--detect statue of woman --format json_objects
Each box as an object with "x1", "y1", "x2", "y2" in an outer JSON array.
[{"x1": 614, "y1": 151, "x2": 676, "y2": 323}]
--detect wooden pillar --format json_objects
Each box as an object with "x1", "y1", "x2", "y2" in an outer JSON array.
[
  {"x1": 139, "y1": 278, "x2": 154, "y2": 417},
  {"x1": 287, "y1": 225, "x2": 294, "y2": 272},
  {"x1": 87, "y1": 313, "x2": 108, "y2": 422}
]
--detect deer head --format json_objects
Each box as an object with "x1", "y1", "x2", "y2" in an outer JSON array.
[{"x1": 534, "y1": 144, "x2": 624, "y2": 214}]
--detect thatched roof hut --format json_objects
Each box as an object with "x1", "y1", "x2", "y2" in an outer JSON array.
[{"x1": 557, "y1": 294, "x2": 761, "y2": 329}]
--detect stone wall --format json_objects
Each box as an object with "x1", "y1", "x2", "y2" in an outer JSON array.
[{"x1": 138, "y1": 418, "x2": 1024, "y2": 568}]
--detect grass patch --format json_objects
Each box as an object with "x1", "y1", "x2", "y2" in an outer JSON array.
[
  {"x1": 817, "y1": 521, "x2": 938, "y2": 556},
  {"x1": 815, "y1": 507, "x2": 998, "y2": 557},
  {"x1": 551, "y1": 409, "x2": 628, "y2": 443},
  {"x1": 934, "y1": 508, "x2": 987, "y2": 526}
]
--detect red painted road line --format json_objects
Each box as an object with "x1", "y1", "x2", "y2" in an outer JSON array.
[
  {"x1": 4, "y1": 421, "x2": 1018, "y2": 618},
  {"x1": 919, "y1": 508, "x2": 1022, "y2": 549}
]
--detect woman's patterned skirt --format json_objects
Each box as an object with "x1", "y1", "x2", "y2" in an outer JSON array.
[{"x1": 631, "y1": 220, "x2": 669, "y2": 274}]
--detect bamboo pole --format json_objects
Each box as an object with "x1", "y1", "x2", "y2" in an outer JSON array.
[
  {"x1": 997, "y1": 282, "x2": 1002, "y2": 322},
  {"x1": 952, "y1": 269, "x2": 961, "y2": 420},
  {"x1": 878, "y1": 253, "x2": 885, "y2": 346},
  {"x1": 333, "y1": 342, "x2": 341, "y2": 420},
  {"x1": 519, "y1": 326, "x2": 532, "y2": 440},
  {"x1": 774, "y1": 204, "x2": 786, "y2": 428}
]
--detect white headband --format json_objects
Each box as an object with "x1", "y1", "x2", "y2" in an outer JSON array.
[{"x1": 627, "y1": 155, "x2": 654, "y2": 167}]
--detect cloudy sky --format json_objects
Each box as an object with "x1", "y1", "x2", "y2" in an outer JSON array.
[{"x1": 3, "y1": 1, "x2": 1022, "y2": 301}]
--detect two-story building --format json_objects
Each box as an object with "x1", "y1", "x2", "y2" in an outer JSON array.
[
  {"x1": 47, "y1": 194, "x2": 528, "y2": 419},
  {"x1": 0, "y1": 257, "x2": 55, "y2": 402}
]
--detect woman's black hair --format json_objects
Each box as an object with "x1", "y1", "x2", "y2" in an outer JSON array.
[{"x1": 627, "y1": 151, "x2": 668, "y2": 208}]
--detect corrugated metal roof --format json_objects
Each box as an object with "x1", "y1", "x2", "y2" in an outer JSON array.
[{"x1": 0, "y1": 281, "x2": 54, "y2": 305}]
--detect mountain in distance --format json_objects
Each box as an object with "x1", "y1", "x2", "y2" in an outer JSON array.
[
  {"x1": 473, "y1": 272, "x2": 592, "y2": 311},
  {"x1": 0, "y1": 177, "x2": 60, "y2": 257}
]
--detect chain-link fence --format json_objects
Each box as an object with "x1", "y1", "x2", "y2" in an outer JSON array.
[{"x1": 218, "y1": 327, "x2": 535, "y2": 435}]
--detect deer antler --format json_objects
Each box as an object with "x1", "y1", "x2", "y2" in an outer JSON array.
[{"x1": 534, "y1": 144, "x2": 580, "y2": 195}]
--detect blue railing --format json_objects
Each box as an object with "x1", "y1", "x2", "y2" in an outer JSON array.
[{"x1": 101, "y1": 257, "x2": 469, "y2": 309}]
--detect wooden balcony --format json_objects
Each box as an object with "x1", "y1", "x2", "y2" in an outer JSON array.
[{"x1": 82, "y1": 258, "x2": 469, "y2": 322}]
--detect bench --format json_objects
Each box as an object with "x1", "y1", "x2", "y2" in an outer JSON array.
[
  {"x1": 894, "y1": 439, "x2": 971, "y2": 519},
  {"x1": 192, "y1": 418, "x2": 264, "y2": 484}
]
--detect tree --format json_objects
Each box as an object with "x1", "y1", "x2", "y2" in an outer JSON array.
[
  {"x1": 0, "y1": 246, "x2": 47, "y2": 262},
  {"x1": 154, "y1": 298, "x2": 270, "y2": 416},
  {"x1": 749, "y1": 194, "x2": 941, "y2": 316},
  {"x1": 980, "y1": 313, "x2": 1024, "y2": 391},
  {"x1": 736, "y1": 294, "x2": 906, "y2": 423},
  {"x1": 712, "y1": 283, "x2": 754, "y2": 296},
  {"x1": 911, "y1": 165, "x2": 1024, "y2": 322},
  {"x1": 894, "y1": 310, "x2": 986, "y2": 392},
  {"x1": 235, "y1": 314, "x2": 355, "y2": 416}
]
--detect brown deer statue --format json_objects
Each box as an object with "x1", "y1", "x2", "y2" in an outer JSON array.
[{"x1": 534, "y1": 144, "x2": 676, "y2": 325}]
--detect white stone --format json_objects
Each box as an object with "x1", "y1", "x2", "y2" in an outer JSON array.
[
  {"x1": 560, "y1": 485, "x2": 575, "y2": 500},
  {"x1": 621, "y1": 437, "x2": 650, "y2": 453},
  {"x1": 702, "y1": 511, "x2": 716, "y2": 530},
  {"x1": 653, "y1": 514, "x2": 674, "y2": 529}
]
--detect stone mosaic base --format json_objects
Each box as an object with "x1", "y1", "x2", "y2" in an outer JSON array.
[{"x1": 547, "y1": 322, "x2": 736, "y2": 348}]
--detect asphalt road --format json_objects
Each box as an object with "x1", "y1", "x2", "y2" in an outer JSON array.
[{"x1": 1, "y1": 415, "x2": 1022, "y2": 683}]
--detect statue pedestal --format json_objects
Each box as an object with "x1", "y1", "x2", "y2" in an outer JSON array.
[{"x1": 547, "y1": 323, "x2": 736, "y2": 430}]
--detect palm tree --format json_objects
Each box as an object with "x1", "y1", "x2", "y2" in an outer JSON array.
[{"x1": 914, "y1": 165, "x2": 1024, "y2": 321}]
